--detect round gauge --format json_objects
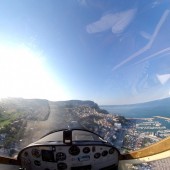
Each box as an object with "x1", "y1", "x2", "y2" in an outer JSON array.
[
  {"x1": 56, "y1": 152, "x2": 66, "y2": 161},
  {"x1": 24, "y1": 151, "x2": 28, "y2": 157},
  {"x1": 83, "y1": 147, "x2": 90, "y2": 154},
  {"x1": 57, "y1": 162, "x2": 67, "y2": 170},
  {"x1": 109, "y1": 148, "x2": 115, "y2": 154},
  {"x1": 31, "y1": 149, "x2": 41, "y2": 158},
  {"x1": 94, "y1": 152, "x2": 101, "y2": 159},
  {"x1": 21, "y1": 157, "x2": 31, "y2": 166},
  {"x1": 69, "y1": 146, "x2": 80, "y2": 156},
  {"x1": 102, "y1": 150, "x2": 108, "y2": 157}
]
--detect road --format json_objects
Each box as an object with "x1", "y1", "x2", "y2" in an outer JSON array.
[{"x1": 22, "y1": 102, "x2": 69, "y2": 147}]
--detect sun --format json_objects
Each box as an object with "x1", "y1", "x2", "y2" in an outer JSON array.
[{"x1": 0, "y1": 44, "x2": 68, "y2": 100}]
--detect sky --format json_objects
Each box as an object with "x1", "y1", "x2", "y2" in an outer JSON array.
[{"x1": 0, "y1": 0, "x2": 170, "y2": 105}]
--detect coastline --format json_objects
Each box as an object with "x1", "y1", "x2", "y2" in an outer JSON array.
[
  {"x1": 126, "y1": 118, "x2": 154, "y2": 120},
  {"x1": 154, "y1": 116, "x2": 170, "y2": 121},
  {"x1": 126, "y1": 116, "x2": 170, "y2": 121}
]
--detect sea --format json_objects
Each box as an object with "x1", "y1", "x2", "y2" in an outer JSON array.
[{"x1": 100, "y1": 105, "x2": 170, "y2": 129}]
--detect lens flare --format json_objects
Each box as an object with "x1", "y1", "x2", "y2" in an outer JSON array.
[{"x1": 0, "y1": 44, "x2": 68, "y2": 100}]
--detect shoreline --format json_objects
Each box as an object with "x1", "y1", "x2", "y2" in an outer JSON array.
[
  {"x1": 126, "y1": 116, "x2": 170, "y2": 121},
  {"x1": 154, "y1": 116, "x2": 170, "y2": 121},
  {"x1": 126, "y1": 118, "x2": 154, "y2": 120}
]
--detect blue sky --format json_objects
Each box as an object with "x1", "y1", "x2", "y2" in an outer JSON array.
[{"x1": 0, "y1": 0, "x2": 170, "y2": 104}]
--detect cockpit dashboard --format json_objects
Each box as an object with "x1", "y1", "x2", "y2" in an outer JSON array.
[
  {"x1": 0, "y1": 129, "x2": 170, "y2": 170},
  {"x1": 17, "y1": 129, "x2": 119, "y2": 170}
]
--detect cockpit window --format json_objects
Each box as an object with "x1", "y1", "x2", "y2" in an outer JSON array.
[{"x1": 0, "y1": 0, "x2": 170, "y2": 157}]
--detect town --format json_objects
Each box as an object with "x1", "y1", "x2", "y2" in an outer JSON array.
[
  {"x1": 64, "y1": 105, "x2": 170, "y2": 154},
  {"x1": 121, "y1": 118, "x2": 170, "y2": 153}
]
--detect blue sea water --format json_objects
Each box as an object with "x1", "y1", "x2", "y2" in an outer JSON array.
[
  {"x1": 100, "y1": 105, "x2": 170, "y2": 118},
  {"x1": 100, "y1": 105, "x2": 170, "y2": 129}
]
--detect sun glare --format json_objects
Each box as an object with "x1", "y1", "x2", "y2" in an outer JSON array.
[{"x1": 0, "y1": 44, "x2": 68, "y2": 100}]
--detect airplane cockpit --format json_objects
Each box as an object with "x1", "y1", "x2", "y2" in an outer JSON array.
[
  {"x1": 0, "y1": 0, "x2": 170, "y2": 169},
  {"x1": 12, "y1": 129, "x2": 119, "y2": 170},
  {"x1": 0, "y1": 128, "x2": 170, "y2": 170}
]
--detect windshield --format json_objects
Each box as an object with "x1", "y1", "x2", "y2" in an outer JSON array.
[{"x1": 0, "y1": 0, "x2": 170, "y2": 158}]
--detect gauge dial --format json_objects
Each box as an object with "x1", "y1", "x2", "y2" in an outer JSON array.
[
  {"x1": 31, "y1": 149, "x2": 41, "y2": 158},
  {"x1": 94, "y1": 152, "x2": 101, "y2": 159},
  {"x1": 57, "y1": 162, "x2": 67, "y2": 170},
  {"x1": 109, "y1": 148, "x2": 115, "y2": 154},
  {"x1": 83, "y1": 147, "x2": 90, "y2": 154},
  {"x1": 69, "y1": 145, "x2": 80, "y2": 156},
  {"x1": 102, "y1": 150, "x2": 108, "y2": 157},
  {"x1": 56, "y1": 152, "x2": 66, "y2": 161}
]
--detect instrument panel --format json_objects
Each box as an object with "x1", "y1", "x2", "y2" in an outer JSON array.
[{"x1": 19, "y1": 144, "x2": 119, "y2": 170}]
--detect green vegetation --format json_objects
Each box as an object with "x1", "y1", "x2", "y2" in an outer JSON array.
[
  {"x1": 0, "y1": 111, "x2": 23, "y2": 128},
  {"x1": 0, "y1": 117, "x2": 27, "y2": 157},
  {"x1": 0, "y1": 119, "x2": 11, "y2": 127}
]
